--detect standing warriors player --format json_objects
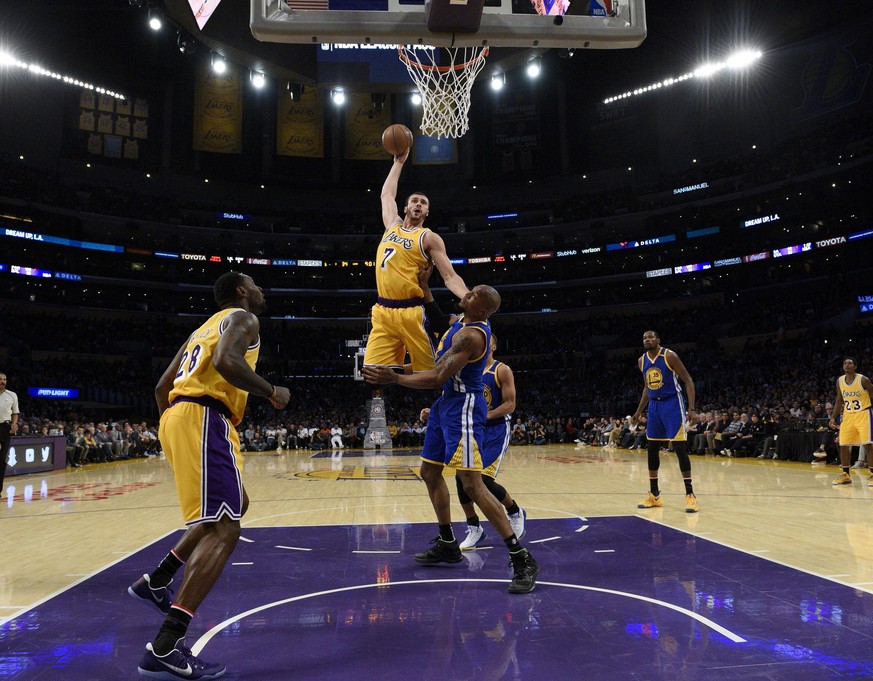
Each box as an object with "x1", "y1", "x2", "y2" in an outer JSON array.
[
  {"x1": 632, "y1": 330, "x2": 699, "y2": 513},
  {"x1": 363, "y1": 148, "x2": 470, "y2": 373},
  {"x1": 0, "y1": 372, "x2": 20, "y2": 499},
  {"x1": 829, "y1": 357, "x2": 873, "y2": 486},
  {"x1": 130, "y1": 272, "x2": 289, "y2": 680},
  {"x1": 362, "y1": 286, "x2": 539, "y2": 594}
]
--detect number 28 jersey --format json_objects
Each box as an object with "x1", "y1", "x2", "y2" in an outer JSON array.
[
  {"x1": 375, "y1": 219, "x2": 430, "y2": 300},
  {"x1": 169, "y1": 308, "x2": 260, "y2": 425},
  {"x1": 839, "y1": 374, "x2": 871, "y2": 412}
]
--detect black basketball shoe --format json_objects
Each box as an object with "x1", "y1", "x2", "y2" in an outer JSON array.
[
  {"x1": 414, "y1": 537, "x2": 463, "y2": 565},
  {"x1": 508, "y1": 549, "x2": 540, "y2": 594}
]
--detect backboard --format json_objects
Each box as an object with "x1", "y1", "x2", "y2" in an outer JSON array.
[{"x1": 250, "y1": 0, "x2": 646, "y2": 49}]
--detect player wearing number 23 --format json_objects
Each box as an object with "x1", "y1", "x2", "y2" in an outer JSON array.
[
  {"x1": 364, "y1": 146, "x2": 470, "y2": 373},
  {"x1": 829, "y1": 357, "x2": 873, "y2": 447}
]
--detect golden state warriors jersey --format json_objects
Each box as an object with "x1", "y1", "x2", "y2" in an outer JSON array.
[
  {"x1": 839, "y1": 374, "x2": 871, "y2": 412},
  {"x1": 483, "y1": 361, "x2": 511, "y2": 426},
  {"x1": 375, "y1": 219, "x2": 430, "y2": 300},
  {"x1": 169, "y1": 308, "x2": 260, "y2": 425},
  {"x1": 436, "y1": 317, "x2": 491, "y2": 394},
  {"x1": 642, "y1": 348, "x2": 682, "y2": 400}
]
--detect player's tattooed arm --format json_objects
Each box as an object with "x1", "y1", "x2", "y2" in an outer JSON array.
[{"x1": 362, "y1": 328, "x2": 483, "y2": 390}]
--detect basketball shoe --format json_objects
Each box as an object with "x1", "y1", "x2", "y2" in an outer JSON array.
[
  {"x1": 832, "y1": 473, "x2": 852, "y2": 485},
  {"x1": 138, "y1": 639, "x2": 225, "y2": 680},
  {"x1": 508, "y1": 549, "x2": 539, "y2": 594},
  {"x1": 128, "y1": 574, "x2": 174, "y2": 615},
  {"x1": 459, "y1": 525, "x2": 488, "y2": 551},
  {"x1": 637, "y1": 492, "x2": 662, "y2": 508},
  {"x1": 508, "y1": 507, "x2": 527, "y2": 540},
  {"x1": 685, "y1": 494, "x2": 699, "y2": 513},
  {"x1": 414, "y1": 537, "x2": 463, "y2": 565}
]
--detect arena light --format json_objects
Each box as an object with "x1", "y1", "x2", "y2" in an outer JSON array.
[
  {"x1": 331, "y1": 87, "x2": 345, "y2": 105},
  {"x1": 490, "y1": 73, "x2": 505, "y2": 91},
  {"x1": 526, "y1": 57, "x2": 541, "y2": 79},
  {"x1": 250, "y1": 70, "x2": 266, "y2": 89},
  {"x1": 602, "y1": 49, "x2": 762, "y2": 104},
  {"x1": 0, "y1": 49, "x2": 125, "y2": 99},
  {"x1": 726, "y1": 49, "x2": 762, "y2": 69},
  {"x1": 176, "y1": 29, "x2": 197, "y2": 55},
  {"x1": 211, "y1": 53, "x2": 227, "y2": 74},
  {"x1": 411, "y1": 92, "x2": 422, "y2": 106},
  {"x1": 147, "y1": 5, "x2": 164, "y2": 31}
]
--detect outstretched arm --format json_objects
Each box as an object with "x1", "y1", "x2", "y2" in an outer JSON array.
[
  {"x1": 418, "y1": 262, "x2": 454, "y2": 337},
  {"x1": 425, "y1": 231, "x2": 470, "y2": 299},
  {"x1": 380, "y1": 149, "x2": 410, "y2": 230},
  {"x1": 363, "y1": 327, "x2": 484, "y2": 389}
]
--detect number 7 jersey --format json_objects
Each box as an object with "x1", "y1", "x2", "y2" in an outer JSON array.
[
  {"x1": 168, "y1": 308, "x2": 260, "y2": 425},
  {"x1": 375, "y1": 219, "x2": 430, "y2": 300}
]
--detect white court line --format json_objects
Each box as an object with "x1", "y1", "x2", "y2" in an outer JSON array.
[
  {"x1": 594, "y1": 550, "x2": 615, "y2": 553},
  {"x1": 275, "y1": 545, "x2": 312, "y2": 551},
  {"x1": 192, "y1": 578, "x2": 747, "y2": 655},
  {"x1": 0, "y1": 526, "x2": 180, "y2": 627},
  {"x1": 639, "y1": 515, "x2": 873, "y2": 595},
  {"x1": 575, "y1": 525, "x2": 589, "y2": 533},
  {"x1": 352, "y1": 550, "x2": 401, "y2": 554},
  {"x1": 232, "y1": 562, "x2": 254, "y2": 566},
  {"x1": 239, "y1": 536, "x2": 255, "y2": 543},
  {"x1": 529, "y1": 536, "x2": 561, "y2": 544}
]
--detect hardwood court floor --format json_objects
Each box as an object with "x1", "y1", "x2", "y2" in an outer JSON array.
[{"x1": 3, "y1": 442, "x2": 872, "y2": 622}]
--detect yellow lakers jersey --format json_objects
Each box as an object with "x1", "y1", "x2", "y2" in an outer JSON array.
[
  {"x1": 169, "y1": 308, "x2": 260, "y2": 425},
  {"x1": 375, "y1": 219, "x2": 430, "y2": 300},
  {"x1": 839, "y1": 374, "x2": 871, "y2": 412}
]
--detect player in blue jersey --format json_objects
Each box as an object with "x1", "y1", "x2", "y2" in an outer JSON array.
[
  {"x1": 363, "y1": 285, "x2": 539, "y2": 594},
  {"x1": 421, "y1": 333, "x2": 527, "y2": 549},
  {"x1": 631, "y1": 330, "x2": 699, "y2": 513}
]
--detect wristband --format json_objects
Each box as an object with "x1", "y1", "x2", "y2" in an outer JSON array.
[{"x1": 268, "y1": 384, "x2": 277, "y2": 399}]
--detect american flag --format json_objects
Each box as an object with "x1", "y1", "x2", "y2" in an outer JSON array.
[{"x1": 284, "y1": 0, "x2": 329, "y2": 9}]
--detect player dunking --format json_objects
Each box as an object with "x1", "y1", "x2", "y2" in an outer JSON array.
[
  {"x1": 829, "y1": 357, "x2": 873, "y2": 486},
  {"x1": 631, "y1": 330, "x2": 699, "y2": 513},
  {"x1": 363, "y1": 148, "x2": 470, "y2": 373},
  {"x1": 129, "y1": 272, "x2": 289, "y2": 680},
  {"x1": 362, "y1": 285, "x2": 539, "y2": 594}
]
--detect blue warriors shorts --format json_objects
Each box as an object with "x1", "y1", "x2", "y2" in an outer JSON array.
[
  {"x1": 421, "y1": 393, "x2": 486, "y2": 470},
  {"x1": 646, "y1": 395, "x2": 687, "y2": 442},
  {"x1": 363, "y1": 304, "x2": 436, "y2": 373},
  {"x1": 159, "y1": 398, "x2": 245, "y2": 526},
  {"x1": 840, "y1": 409, "x2": 873, "y2": 446},
  {"x1": 481, "y1": 421, "x2": 511, "y2": 478}
]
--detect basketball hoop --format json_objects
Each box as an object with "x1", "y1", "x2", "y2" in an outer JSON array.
[{"x1": 398, "y1": 45, "x2": 489, "y2": 139}]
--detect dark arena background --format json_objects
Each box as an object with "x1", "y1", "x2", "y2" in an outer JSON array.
[{"x1": 2, "y1": 1, "x2": 873, "y2": 679}]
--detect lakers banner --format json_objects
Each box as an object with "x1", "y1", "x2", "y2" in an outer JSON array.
[
  {"x1": 193, "y1": 60, "x2": 243, "y2": 154},
  {"x1": 492, "y1": 93, "x2": 539, "y2": 152},
  {"x1": 410, "y1": 106, "x2": 457, "y2": 165},
  {"x1": 276, "y1": 87, "x2": 324, "y2": 158},
  {"x1": 344, "y1": 93, "x2": 390, "y2": 160}
]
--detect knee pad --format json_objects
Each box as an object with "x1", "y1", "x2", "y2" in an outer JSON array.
[{"x1": 482, "y1": 476, "x2": 507, "y2": 503}]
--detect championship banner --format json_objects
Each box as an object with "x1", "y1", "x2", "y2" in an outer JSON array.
[
  {"x1": 410, "y1": 104, "x2": 457, "y2": 165},
  {"x1": 492, "y1": 92, "x2": 540, "y2": 152},
  {"x1": 193, "y1": 60, "x2": 243, "y2": 154},
  {"x1": 344, "y1": 92, "x2": 390, "y2": 160},
  {"x1": 276, "y1": 87, "x2": 324, "y2": 158}
]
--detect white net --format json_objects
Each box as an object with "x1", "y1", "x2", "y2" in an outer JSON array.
[{"x1": 398, "y1": 45, "x2": 489, "y2": 139}]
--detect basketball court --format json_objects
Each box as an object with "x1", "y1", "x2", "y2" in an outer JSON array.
[{"x1": 4, "y1": 443, "x2": 873, "y2": 679}]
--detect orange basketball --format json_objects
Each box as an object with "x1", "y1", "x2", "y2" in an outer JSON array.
[{"x1": 382, "y1": 124, "x2": 414, "y2": 157}]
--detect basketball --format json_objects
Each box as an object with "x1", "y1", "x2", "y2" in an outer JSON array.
[{"x1": 382, "y1": 124, "x2": 414, "y2": 157}]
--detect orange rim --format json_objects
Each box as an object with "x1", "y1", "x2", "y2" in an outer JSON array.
[{"x1": 397, "y1": 45, "x2": 489, "y2": 73}]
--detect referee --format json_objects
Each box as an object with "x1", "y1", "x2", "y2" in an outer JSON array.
[{"x1": 0, "y1": 372, "x2": 20, "y2": 499}]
